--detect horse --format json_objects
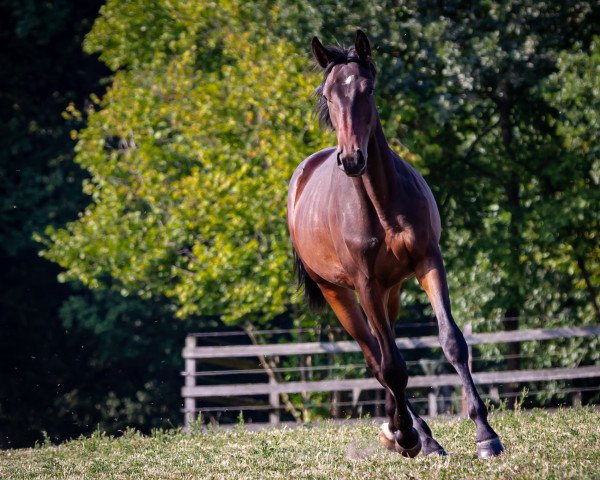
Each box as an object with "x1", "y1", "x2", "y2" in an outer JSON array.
[{"x1": 287, "y1": 30, "x2": 504, "y2": 458}]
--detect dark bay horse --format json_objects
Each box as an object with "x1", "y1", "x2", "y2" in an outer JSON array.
[{"x1": 287, "y1": 30, "x2": 504, "y2": 458}]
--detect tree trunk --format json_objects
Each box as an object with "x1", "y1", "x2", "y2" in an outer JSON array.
[{"x1": 499, "y1": 90, "x2": 523, "y2": 409}]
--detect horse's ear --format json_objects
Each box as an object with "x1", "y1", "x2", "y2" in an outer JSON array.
[
  {"x1": 355, "y1": 29, "x2": 372, "y2": 62},
  {"x1": 312, "y1": 36, "x2": 333, "y2": 68}
]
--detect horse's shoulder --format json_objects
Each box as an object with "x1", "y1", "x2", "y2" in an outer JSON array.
[
  {"x1": 390, "y1": 152, "x2": 442, "y2": 243},
  {"x1": 288, "y1": 147, "x2": 335, "y2": 207},
  {"x1": 293, "y1": 147, "x2": 335, "y2": 180}
]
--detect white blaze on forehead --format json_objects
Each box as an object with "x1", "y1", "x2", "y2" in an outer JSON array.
[{"x1": 343, "y1": 75, "x2": 354, "y2": 85}]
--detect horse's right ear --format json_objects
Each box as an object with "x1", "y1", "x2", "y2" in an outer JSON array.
[{"x1": 312, "y1": 37, "x2": 332, "y2": 68}]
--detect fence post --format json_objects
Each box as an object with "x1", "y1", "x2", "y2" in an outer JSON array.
[
  {"x1": 374, "y1": 389, "x2": 383, "y2": 418},
  {"x1": 489, "y1": 386, "x2": 500, "y2": 403},
  {"x1": 428, "y1": 392, "x2": 438, "y2": 418},
  {"x1": 269, "y1": 377, "x2": 280, "y2": 425},
  {"x1": 184, "y1": 335, "x2": 197, "y2": 431},
  {"x1": 461, "y1": 322, "x2": 473, "y2": 416}
]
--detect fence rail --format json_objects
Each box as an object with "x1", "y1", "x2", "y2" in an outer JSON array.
[
  {"x1": 182, "y1": 326, "x2": 600, "y2": 359},
  {"x1": 182, "y1": 365, "x2": 600, "y2": 398},
  {"x1": 182, "y1": 324, "x2": 600, "y2": 428}
]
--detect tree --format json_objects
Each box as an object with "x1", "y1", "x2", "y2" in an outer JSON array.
[
  {"x1": 0, "y1": 0, "x2": 201, "y2": 448},
  {"x1": 541, "y1": 35, "x2": 600, "y2": 321},
  {"x1": 34, "y1": 0, "x2": 599, "y2": 434},
  {"x1": 41, "y1": 0, "x2": 331, "y2": 324},
  {"x1": 41, "y1": 0, "x2": 600, "y2": 332}
]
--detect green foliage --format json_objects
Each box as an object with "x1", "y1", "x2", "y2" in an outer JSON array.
[
  {"x1": 41, "y1": 0, "x2": 331, "y2": 324},
  {"x1": 43, "y1": 0, "x2": 599, "y2": 329},
  {"x1": 53, "y1": 287, "x2": 196, "y2": 436},
  {"x1": 540, "y1": 36, "x2": 600, "y2": 314},
  {"x1": 0, "y1": 0, "x2": 102, "y2": 256}
]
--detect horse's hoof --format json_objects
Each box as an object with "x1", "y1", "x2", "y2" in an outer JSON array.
[
  {"x1": 379, "y1": 422, "x2": 396, "y2": 452},
  {"x1": 381, "y1": 423, "x2": 422, "y2": 458},
  {"x1": 393, "y1": 427, "x2": 421, "y2": 458},
  {"x1": 394, "y1": 434, "x2": 421, "y2": 458},
  {"x1": 476, "y1": 437, "x2": 504, "y2": 459}
]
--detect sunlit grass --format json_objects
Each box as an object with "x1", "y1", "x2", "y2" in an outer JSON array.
[{"x1": 1, "y1": 408, "x2": 598, "y2": 479}]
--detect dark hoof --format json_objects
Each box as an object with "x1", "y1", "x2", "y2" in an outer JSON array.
[
  {"x1": 394, "y1": 428, "x2": 422, "y2": 458},
  {"x1": 380, "y1": 423, "x2": 421, "y2": 457},
  {"x1": 477, "y1": 437, "x2": 504, "y2": 459}
]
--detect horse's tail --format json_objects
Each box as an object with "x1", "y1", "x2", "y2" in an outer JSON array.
[{"x1": 293, "y1": 247, "x2": 326, "y2": 312}]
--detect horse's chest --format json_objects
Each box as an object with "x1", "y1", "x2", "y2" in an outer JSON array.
[{"x1": 334, "y1": 218, "x2": 414, "y2": 285}]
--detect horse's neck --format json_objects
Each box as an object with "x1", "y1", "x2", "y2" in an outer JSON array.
[{"x1": 360, "y1": 122, "x2": 399, "y2": 228}]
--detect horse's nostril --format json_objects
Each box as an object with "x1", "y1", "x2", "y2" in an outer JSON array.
[
  {"x1": 356, "y1": 149, "x2": 364, "y2": 164},
  {"x1": 337, "y1": 152, "x2": 342, "y2": 166},
  {"x1": 354, "y1": 150, "x2": 366, "y2": 170}
]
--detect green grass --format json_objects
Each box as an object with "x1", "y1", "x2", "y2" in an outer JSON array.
[{"x1": 1, "y1": 408, "x2": 599, "y2": 479}]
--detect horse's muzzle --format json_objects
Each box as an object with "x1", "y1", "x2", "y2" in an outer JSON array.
[{"x1": 337, "y1": 149, "x2": 367, "y2": 177}]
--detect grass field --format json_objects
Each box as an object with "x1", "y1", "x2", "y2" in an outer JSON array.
[{"x1": 1, "y1": 408, "x2": 599, "y2": 479}]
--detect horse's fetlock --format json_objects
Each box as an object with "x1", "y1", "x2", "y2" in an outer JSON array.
[{"x1": 468, "y1": 403, "x2": 487, "y2": 421}]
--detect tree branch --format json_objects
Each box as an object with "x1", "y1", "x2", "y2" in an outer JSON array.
[{"x1": 244, "y1": 325, "x2": 303, "y2": 423}]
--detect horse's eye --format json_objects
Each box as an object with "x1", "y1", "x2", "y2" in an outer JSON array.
[{"x1": 368, "y1": 87, "x2": 375, "y2": 96}]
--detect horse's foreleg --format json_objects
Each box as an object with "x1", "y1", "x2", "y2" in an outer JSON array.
[
  {"x1": 416, "y1": 247, "x2": 504, "y2": 458},
  {"x1": 356, "y1": 280, "x2": 420, "y2": 457},
  {"x1": 386, "y1": 286, "x2": 446, "y2": 456},
  {"x1": 319, "y1": 284, "x2": 399, "y2": 450}
]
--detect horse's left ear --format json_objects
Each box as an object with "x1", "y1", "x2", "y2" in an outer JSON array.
[{"x1": 355, "y1": 29, "x2": 372, "y2": 62}]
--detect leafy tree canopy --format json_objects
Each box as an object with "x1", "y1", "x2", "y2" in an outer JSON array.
[
  {"x1": 41, "y1": 0, "x2": 599, "y2": 329},
  {"x1": 41, "y1": 0, "x2": 331, "y2": 324}
]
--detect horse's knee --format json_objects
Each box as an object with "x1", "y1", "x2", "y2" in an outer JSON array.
[{"x1": 439, "y1": 324, "x2": 469, "y2": 365}]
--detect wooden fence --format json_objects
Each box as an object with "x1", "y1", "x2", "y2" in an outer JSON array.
[{"x1": 181, "y1": 325, "x2": 600, "y2": 429}]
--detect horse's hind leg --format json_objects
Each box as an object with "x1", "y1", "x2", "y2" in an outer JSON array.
[
  {"x1": 406, "y1": 399, "x2": 447, "y2": 456},
  {"x1": 386, "y1": 286, "x2": 446, "y2": 456},
  {"x1": 416, "y1": 247, "x2": 504, "y2": 458},
  {"x1": 318, "y1": 283, "x2": 382, "y2": 375}
]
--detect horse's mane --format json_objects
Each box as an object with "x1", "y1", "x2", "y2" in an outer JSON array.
[{"x1": 314, "y1": 45, "x2": 377, "y2": 130}]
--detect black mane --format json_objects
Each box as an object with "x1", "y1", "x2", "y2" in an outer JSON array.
[{"x1": 314, "y1": 45, "x2": 377, "y2": 129}]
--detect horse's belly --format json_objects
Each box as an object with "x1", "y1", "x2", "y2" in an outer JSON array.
[{"x1": 292, "y1": 204, "x2": 354, "y2": 288}]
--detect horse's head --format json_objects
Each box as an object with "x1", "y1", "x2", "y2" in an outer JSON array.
[{"x1": 312, "y1": 30, "x2": 377, "y2": 177}]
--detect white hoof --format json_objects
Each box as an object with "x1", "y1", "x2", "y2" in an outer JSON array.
[
  {"x1": 379, "y1": 422, "x2": 396, "y2": 451},
  {"x1": 380, "y1": 422, "x2": 395, "y2": 441}
]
